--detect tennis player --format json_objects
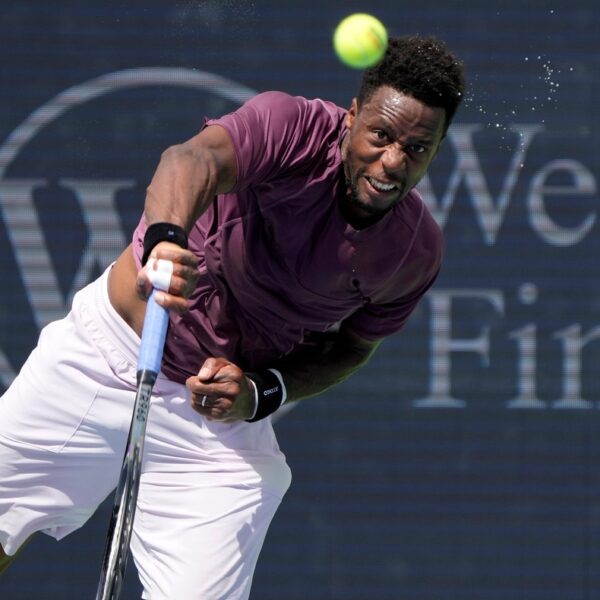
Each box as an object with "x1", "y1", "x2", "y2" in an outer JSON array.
[{"x1": 0, "y1": 36, "x2": 465, "y2": 598}]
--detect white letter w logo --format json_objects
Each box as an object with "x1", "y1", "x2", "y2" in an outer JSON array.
[{"x1": 0, "y1": 178, "x2": 132, "y2": 385}]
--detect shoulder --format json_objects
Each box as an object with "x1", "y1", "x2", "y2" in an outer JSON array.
[
  {"x1": 220, "y1": 91, "x2": 345, "y2": 132},
  {"x1": 204, "y1": 92, "x2": 346, "y2": 187},
  {"x1": 241, "y1": 90, "x2": 301, "y2": 115},
  {"x1": 248, "y1": 90, "x2": 342, "y2": 112}
]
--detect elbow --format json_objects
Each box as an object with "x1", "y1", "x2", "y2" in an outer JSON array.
[{"x1": 160, "y1": 142, "x2": 193, "y2": 164}]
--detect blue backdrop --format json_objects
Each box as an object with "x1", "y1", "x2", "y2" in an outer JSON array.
[{"x1": 1, "y1": 1, "x2": 599, "y2": 598}]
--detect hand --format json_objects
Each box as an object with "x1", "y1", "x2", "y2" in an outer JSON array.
[
  {"x1": 186, "y1": 357, "x2": 255, "y2": 422},
  {"x1": 135, "y1": 241, "x2": 199, "y2": 314}
]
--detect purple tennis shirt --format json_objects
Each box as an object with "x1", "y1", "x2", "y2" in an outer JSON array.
[{"x1": 133, "y1": 91, "x2": 443, "y2": 383}]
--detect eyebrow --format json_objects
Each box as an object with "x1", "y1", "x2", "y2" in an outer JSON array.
[
  {"x1": 368, "y1": 111, "x2": 438, "y2": 144},
  {"x1": 375, "y1": 123, "x2": 436, "y2": 148}
]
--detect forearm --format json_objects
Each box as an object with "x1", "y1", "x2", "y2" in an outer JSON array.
[
  {"x1": 276, "y1": 329, "x2": 381, "y2": 403},
  {"x1": 145, "y1": 144, "x2": 218, "y2": 230},
  {"x1": 144, "y1": 126, "x2": 236, "y2": 231},
  {"x1": 185, "y1": 329, "x2": 382, "y2": 423}
]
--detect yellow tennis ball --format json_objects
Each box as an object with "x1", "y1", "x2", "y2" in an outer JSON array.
[{"x1": 333, "y1": 13, "x2": 388, "y2": 69}]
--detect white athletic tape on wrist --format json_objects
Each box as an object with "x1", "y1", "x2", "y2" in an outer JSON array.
[{"x1": 145, "y1": 258, "x2": 174, "y2": 292}]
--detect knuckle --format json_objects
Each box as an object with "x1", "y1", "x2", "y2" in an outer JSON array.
[
  {"x1": 168, "y1": 278, "x2": 185, "y2": 295},
  {"x1": 222, "y1": 363, "x2": 241, "y2": 379},
  {"x1": 204, "y1": 358, "x2": 218, "y2": 371}
]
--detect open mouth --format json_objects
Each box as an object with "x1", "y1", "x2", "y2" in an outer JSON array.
[{"x1": 365, "y1": 176, "x2": 397, "y2": 194}]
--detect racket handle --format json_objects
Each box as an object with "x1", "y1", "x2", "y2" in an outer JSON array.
[{"x1": 137, "y1": 290, "x2": 169, "y2": 376}]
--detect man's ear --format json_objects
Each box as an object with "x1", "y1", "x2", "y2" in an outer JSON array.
[{"x1": 345, "y1": 98, "x2": 358, "y2": 129}]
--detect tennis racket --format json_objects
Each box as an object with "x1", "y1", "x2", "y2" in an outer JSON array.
[{"x1": 95, "y1": 287, "x2": 169, "y2": 600}]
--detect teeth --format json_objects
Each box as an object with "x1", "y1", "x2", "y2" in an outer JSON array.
[{"x1": 368, "y1": 177, "x2": 396, "y2": 192}]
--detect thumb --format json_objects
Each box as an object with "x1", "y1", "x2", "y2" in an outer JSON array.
[{"x1": 197, "y1": 357, "x2": 224, "y2": 382}]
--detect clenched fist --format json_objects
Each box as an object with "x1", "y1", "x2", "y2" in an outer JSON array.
[{"x1": 186, "y1": 357, "x2": 255, "y2": 422}]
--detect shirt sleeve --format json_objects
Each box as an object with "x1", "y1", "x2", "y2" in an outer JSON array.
[{"x1": 206, "y1": 91, "x2": 343, "y2": 190}]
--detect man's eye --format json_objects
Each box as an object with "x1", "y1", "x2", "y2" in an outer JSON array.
[
  {"x1": 373, "y1": 130, "x2": 388, "y2": 141},
  {"x1": 409, "y1": 144, "x2": 427, "y2": 154}
]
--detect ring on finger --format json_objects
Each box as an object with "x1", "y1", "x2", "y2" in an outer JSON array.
[{"x1": 200, "y1": 395, "x2": 208, "y2": 407}]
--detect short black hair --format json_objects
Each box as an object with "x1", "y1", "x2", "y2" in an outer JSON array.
[{"x1": 358, "y1": 35, "x2": 465, "y2": 131}]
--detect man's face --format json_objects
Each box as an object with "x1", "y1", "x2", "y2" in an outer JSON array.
[{"x1": 341, "y1": 85, "x2": 446, "y2": 226}]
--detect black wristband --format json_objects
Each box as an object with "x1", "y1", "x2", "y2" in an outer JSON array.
[
  {"x1": 245, "y1": 369, "x2": 286, "y2": 422},
  {"x1": 142, "y1": 222, "x2": 188, "y2": 265}
]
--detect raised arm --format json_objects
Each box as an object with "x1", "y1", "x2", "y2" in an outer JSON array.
[
  {"x1": 108, "y1": 125, "x2": 237, "y2": 333},
  {"x1": 144, "y1": 124, "x2": 237, "y2": 230}
]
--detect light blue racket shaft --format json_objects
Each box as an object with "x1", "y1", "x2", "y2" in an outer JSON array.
[
  {"x1": 96, "y1": 290, "x2": 169, "y2": 600},
  {"x1": 137, "y1": 290, "x2": 169, "y2": 376}
]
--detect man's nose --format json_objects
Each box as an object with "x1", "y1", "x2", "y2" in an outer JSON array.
[{"x1": 381, "y1": 143, "x2": 407, "y2": 174}]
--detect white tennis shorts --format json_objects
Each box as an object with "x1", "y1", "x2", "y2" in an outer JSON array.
[{"x1": 0, "y1": 266, "x2": 292, "y2": 599}]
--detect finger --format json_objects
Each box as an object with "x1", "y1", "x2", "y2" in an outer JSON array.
[
  {"x1": 199, "y1": 362, "x2": 245, "y2": 390},
  {"x1": 209, "y1": 362, "x2": 237, "y2": 382},
  {"x1": 190, "y1": 376, "x2": 242, "y2": 400},
  {"x1": 195, "y1": 394, "x2": 215, "y2": 409},
  {"x1": 211, "y1": 397, "x2": 234, "y2": 412},
  {"x1": 197, "y1": 357, "x2": 230, "y2": 382},
  {"x1": 150, "y1": 259, "x2": 198, "y2": 286},
  {"x1": 167, "y1": 269, "x2": 199, "y2": 297},
  {"x1": 145, "y1": 257, "x2": 174, "y2": 293},
  {"x1": 135, "y1": 271, "x2": 154, "y2": 300},
  {"x1": 151, "y1": 291, "x2": 189, "y2": 314},
  {"x1": 169, "y1": 262, "x2": 199, "y2": 281},
  {"x1": 137, "y1": 251, "x2": 198, "y2": 305},
  {"x1": 149, "y1": 243, "x2": 198, "y2": 268},
  {"x1": 191, "y1": 395, "x2": 234, "y2": 420},
  {"x1": 208, "y1": 401, "x2": 233, "y2": 421},
  {"x1": 190, "y1": 393, "x2": 214, "y2": 414},
  {"x1": 142, "y1": 264, "x2": 198, "y2": 302}
]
